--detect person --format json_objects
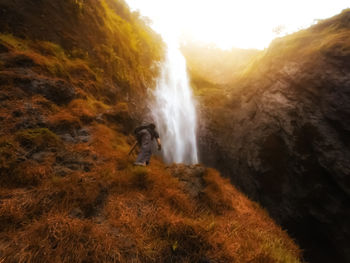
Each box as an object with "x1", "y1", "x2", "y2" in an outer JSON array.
[{"x1": 131, "y1": 123, "x2": 161, "y2": 166}]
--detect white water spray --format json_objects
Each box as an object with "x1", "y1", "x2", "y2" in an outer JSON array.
[{"x1": 151, "y1": 42, "x2": 198, "y2": 164}]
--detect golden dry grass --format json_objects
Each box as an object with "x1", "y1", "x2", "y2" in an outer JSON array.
[
  {"x1": 0, "y1": 86, "x2": 303, "y2": 261},
  {"x1": 0, "y1": 121, "x2": 303, "y2": 262}
]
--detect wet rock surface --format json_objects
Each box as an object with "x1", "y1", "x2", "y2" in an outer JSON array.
[
  {"x1": 55, "y1": 151, "x2": 93, "y2": 172},
  {"x1": 58, "y1": 127, "x2": 91, "y2": 144},
  {"x1": 198, "y1": 55, "x2": 350, "y2": 262},
  {"x1": 0, "y1": 69, "x2": 76, "y2": 104}
]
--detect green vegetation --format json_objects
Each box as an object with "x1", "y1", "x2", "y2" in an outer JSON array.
[{"x1": 16, "y1": 128, "x2": 61, "y2": 150}]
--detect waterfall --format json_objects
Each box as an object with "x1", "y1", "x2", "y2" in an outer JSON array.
[
  {"x1": 151, "y1": 42, "x2": 198, "y2": 164},
  {"x1": 123, "y1": 0, "x2": 198, "y2": 164}
]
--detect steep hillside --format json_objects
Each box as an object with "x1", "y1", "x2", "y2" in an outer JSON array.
[
  {"x1": 0, "y1": 0, "x2": 302, "y2": 262},
  {"x1": 193, "y1": 9, "x2": 350, "y2": 263},
  {"x1": 0, "y1": 0, "x2": 164, "y2": 110}
]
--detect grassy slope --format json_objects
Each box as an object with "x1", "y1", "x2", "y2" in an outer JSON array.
[
  {"x1": 239, "y1": 8, "x2": 350, "y2": 82},
  {"x1": 0, "y1": 0, "x2": 301, "y2": 262}
]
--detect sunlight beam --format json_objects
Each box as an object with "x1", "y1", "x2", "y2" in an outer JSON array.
[{"x1": 125, "y1": 0, "x2": 349, "y2": 49}]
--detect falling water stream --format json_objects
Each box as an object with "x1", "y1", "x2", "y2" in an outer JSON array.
[{"x1": 151, "y1": 41, "x2": 198, "y2": 164}]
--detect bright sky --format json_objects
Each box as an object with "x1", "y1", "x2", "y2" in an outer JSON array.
[{"x1": 125, "y1": 0, "x2": 349, "y2": 50}]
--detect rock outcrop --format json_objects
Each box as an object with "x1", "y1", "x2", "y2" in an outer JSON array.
[{"x1": 195, "y1": 9, "x2": 350, "y2": 263}]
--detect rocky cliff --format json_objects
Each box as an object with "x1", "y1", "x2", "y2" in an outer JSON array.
[{"x1": 191, "y1": 9, "x2": 350, "y2": 263}]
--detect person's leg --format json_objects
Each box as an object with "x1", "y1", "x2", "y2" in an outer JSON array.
[
  {"x1": 134, "y1": 152, "x2": 146, "y2": 166},
  {"x1": 145, "y1": 150, "x2": 152, "y2": 165},
  {"x1": 134, "y1": 130, "x2": 152, "y2": 166},
  {"x1": 134, "y1": 144, "x2": 151, "y2": 166}
]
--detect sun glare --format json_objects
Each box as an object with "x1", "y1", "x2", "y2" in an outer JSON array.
[{"x1": 125, "y1": 0, "x2": 349, "y2": 49}]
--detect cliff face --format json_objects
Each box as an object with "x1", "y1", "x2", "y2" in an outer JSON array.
[
  {"x1": 192, "y1": 10, "x2": 350, "y2": 263},
  {"x1": 0, "y1": 1, "x2": 302, "y2": 262},
  {"x1": 0, "y1": 0, "x2": 164, "y2": 112}
]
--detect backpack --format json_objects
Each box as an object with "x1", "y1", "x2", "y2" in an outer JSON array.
[
  {"x1": 134, "y1": 125, "x2": 149, "y2": 144},
  {"x1": 134, "y1": 125, "x2": 157, "y2": 144}
]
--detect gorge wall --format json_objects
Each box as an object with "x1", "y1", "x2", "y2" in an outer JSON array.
[{"x1": 189, "y1": 9, "x2": 350, "y2": 263}]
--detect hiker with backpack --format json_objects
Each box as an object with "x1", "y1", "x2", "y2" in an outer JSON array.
[{"x1": 129, "y1": 123, "x2": 161, "y2": 166}]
